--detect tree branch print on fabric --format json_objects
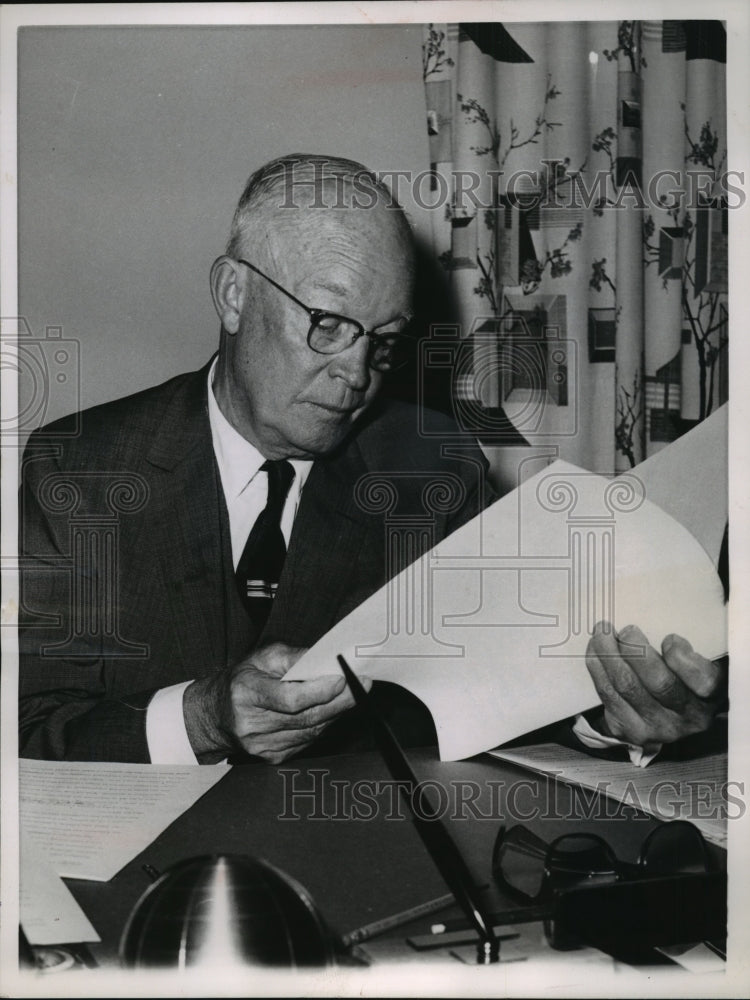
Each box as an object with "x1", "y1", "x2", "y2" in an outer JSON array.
[
  {"x1": 642, "y1": 207, "x2": 681, "y2": 290},
  {"x1": 456, "y1": 95, "x2": 502, "y2": 159},
  {"x1": 589, "y1": 258, "x2": 622, "y2": 342},
  {"x1": 520, "y1": 221, "x2": 583, "y2": 295},
  {"x1": 682, "y1": 106, "x2": 727, "y2": 176},
  {"x1": 615, "y1": 373, "x2": 642, "y2": 468},
  {"x1": 590, "y1": 258, "x2": 634, "y2": 466},
  {"x1": 457, "y1": 74, "x2": 562, "y2": 165},
  {"x1": 681, "y1": 111, "x2": 727, "y2": 418},
  {"x1": 641, "y1": 109, "x2": 727, "y2": 420},
  {"x1": 591, "y1": 126, "x2": 618, "y2": 215},
  {"x1": 680, "y1": 212, "x2": 727, "y2": 420},
  {"x1": 441, "y1": 80, "x2": 575, "y2": 301},
  {"x1": 592, "y1": 126, "x2": 617, "y2": 176},
  {"x1": 602, "y1": 21, "x2": 647, "y2": 72},
  {"x1": 541, "y1": 157, "x2": 589, "y2": 207},
  {"x1": 590, "y1": 257, "x2": 617, "y2": 297},
  {"x1": 474, "y1": 240, "x2": 500, "y2": 314},
  {"x1": 422, "y1": 24, "x2": 454, "y2": 81}
]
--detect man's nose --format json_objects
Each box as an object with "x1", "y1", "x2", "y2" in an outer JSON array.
[{"x1": 328, "y1": 334, "x2": 372, "y2": 390}]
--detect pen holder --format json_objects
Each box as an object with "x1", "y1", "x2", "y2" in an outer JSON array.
[{"x1": 120, "y1": 854, "x2": 339, "y2": 970}]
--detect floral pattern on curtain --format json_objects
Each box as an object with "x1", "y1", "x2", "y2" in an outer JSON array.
[{"x1": 422, "y1": 21, "x2": 728, "y2": 476}]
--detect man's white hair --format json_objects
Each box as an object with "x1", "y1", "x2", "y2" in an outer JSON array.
[{"x1": 225, "y1": 152, "x2": 412, "y2": 259}]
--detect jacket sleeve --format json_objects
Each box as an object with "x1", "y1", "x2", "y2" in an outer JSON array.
[{"x1": 19, "y1": 443, "x2": 157, "y2": 762}]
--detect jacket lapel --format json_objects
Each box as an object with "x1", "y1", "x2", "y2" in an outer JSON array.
[{"x1": 145, "y1": 363, "x2": 229, "y2": 677}]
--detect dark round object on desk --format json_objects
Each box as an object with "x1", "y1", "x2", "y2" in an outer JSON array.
[{"x1": 120, "y1": 855, "x2": 338, "y2": 969}]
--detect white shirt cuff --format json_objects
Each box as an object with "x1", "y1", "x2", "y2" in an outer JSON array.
[
  {"x1": 572, "y1": 714, "x2": 662, "y2": 768},
  {"x1": 146, "y1": 681, "x2": 199, "y2": 764}
]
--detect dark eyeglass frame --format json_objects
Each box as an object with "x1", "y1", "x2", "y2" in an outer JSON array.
[
  {"x1": 236, "y1": 258, "x2": 413, "y2": 373},
  {"x1": 492, "y1": 820, "x2": 711, "y2": 903}
]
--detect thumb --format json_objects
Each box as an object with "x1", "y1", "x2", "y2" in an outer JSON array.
[{"x1": 251, "y1": 643, "x2": 308, "y2": 678}]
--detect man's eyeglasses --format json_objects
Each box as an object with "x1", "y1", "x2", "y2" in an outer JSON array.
[
  {"x1": 236, "y1": 259, "x2": 413, "y2": 373},
  {"x1": 492, "y1": 820, "x2": 712, "y2": 903}
]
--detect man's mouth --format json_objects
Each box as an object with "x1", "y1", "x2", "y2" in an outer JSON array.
[{"x1": 305, "y1": 400, "x2": 361, "y2": 415}]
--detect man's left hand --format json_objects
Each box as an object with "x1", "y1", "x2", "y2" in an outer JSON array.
[{"x1": 585, "y1": 621, "x2": 727, "y2": 750}]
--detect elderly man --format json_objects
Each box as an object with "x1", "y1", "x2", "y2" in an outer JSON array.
[{"x1": 19, "y1": 153, "x2": 725, "y2": 764}]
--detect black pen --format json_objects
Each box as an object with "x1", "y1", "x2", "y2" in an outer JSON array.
[{"x1": 338, "y1": 654, "x2": 500, "y2": 964}]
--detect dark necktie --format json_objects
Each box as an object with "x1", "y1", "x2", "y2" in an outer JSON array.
[{"x1": 235, "y1": 459, "x2": 295, "y2": 631}]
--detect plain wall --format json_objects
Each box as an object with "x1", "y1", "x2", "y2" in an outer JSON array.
[{"x1": 17, "y1": 24, "x2": 431, "y2": 432}]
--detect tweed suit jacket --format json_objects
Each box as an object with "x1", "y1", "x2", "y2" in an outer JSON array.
[{"x1": 19, "y1": 360, "x2": 492, "y2": 762}]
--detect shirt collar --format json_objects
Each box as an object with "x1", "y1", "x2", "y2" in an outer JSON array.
[{"x1": 207, "y1": 358, "x2": 312, "y2": 499}]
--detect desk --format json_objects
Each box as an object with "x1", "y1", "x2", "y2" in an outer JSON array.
[{"x1": 60, "y1": 749, "x2": 725, "y2": 971}]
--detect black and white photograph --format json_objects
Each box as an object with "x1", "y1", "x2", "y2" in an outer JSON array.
[{"x1": 2, "y1": 2, "x2": 749, "y2": 996}]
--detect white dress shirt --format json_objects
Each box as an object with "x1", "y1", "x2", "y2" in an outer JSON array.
[
  {"x1": 572, "y1": 714, "x2": 660, "y2": 767},
  {"x1": 146, "y1": 360, "x2": 311, "y2": 764}
]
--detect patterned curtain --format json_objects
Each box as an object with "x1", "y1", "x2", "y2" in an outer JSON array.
[{"x1": 421, "y1": 21, "x2": 728, "y2": 477}]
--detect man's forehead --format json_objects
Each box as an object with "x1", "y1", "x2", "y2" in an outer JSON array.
[
  {"x1": 267, "y1": 226, "x2": 414, "y2": 320},
  {"x1": 274, "y1": 200, "x2": 406, "y2": 238},
  {"x1": 296, "y1": 253, "x2": 413, "y2": 308},
  {"x1": 257, "y1": 203, "x2": 413, "y2": 275},
  {"x1": 308, "y1": 277, "x2": 351, "y2": 299}
]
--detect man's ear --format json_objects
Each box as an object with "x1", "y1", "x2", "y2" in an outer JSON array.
[{"x1": 210, "y1": 256, "x2": 245, "y2": 335}]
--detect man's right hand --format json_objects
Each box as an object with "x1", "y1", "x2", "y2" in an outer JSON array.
[{"x1": 183, "y1": 643, "x2": 368, "y2": 763}]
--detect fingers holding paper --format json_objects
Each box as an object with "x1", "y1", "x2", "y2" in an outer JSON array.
[
  {"x1": 185, "y1": 642, "x2": 371, "y2": 763},
  {"x1": 230, "y1": 643, "x2": 371, "y2": 762},
  {"x1": 585, "y1": 622, "x2": 727, "y2": 749}
]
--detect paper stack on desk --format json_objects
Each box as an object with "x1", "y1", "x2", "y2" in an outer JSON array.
[
  {"x1": 20, "y1": 760, "x2": 228, "y2": 881},
  {"x1": 287, "y1": 407, "x2": 727, "y2": 761},
  {"x1": 20, "y1": 843, "x2": 100, "y2": 946},
  {"x1": 490, "y1": 741, "x2": 729, "y2": 847},
  {"x1": 20, "y1": 762, "x2": 229, "y2": 946}
]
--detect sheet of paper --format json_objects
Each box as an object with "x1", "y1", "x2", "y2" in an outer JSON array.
[
  {"x1": 20, "y1": 842, "x2": 100, "y2": 945},
  {"x1": 20, "y1": 760, "x2": 229, "y2": 881},
  {"x1": 656, "y1": 942, "x2": 726, "y2": 973},
  {"x1": 287, "y1": 430, "x2": 726, "y2": 761},
  {"x1": 489, "y1": 743, "x2": 729, "y2": 848},
  {"x1": 633, "y1": 404, "x2": 727, "y2": 567}
]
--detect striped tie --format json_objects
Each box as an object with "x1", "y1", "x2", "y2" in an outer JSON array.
[{"x1": 235, "y1": 459, "x2": 295, "y2": 631}]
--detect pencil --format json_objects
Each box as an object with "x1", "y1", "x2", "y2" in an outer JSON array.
[
  {"x1": 341, "y1": 892, "x2": 455, "y2": 947},
  {"x1": 431, "y1": 904, "x2": 549, "y2": 935}
]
